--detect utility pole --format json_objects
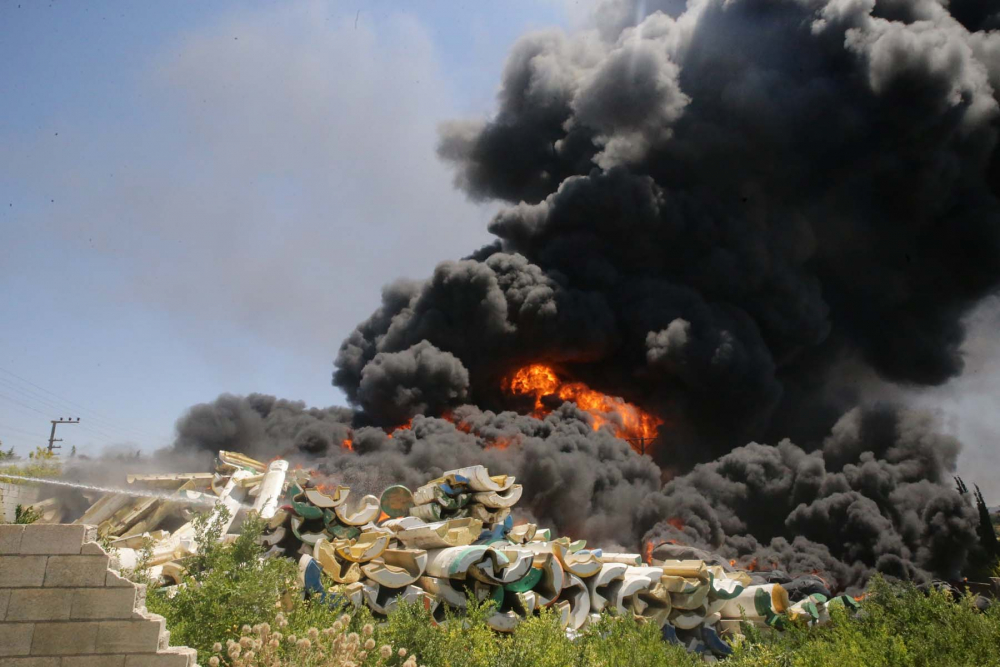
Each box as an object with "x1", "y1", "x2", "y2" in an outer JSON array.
[
  {"x1": 626, "y1": 437, "x2": 653, "y2": 456},
  {"x1": 47, "y1": 417, "x2": 79, "y2": 453}
]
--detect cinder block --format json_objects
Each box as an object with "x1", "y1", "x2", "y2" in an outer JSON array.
[
  {"x1": 123, "y1": 648, "x2": 195, "y2": 667},
  {"x1": 105, "y1": 570, "x2": 133, "y2": 588},
  {"x1": 70, "y1": 587, "x2": 137, "y2": 620},
  {"x1": 95, "y1": 619, "x2": 164, "y2": 653},
  {"x1": 0, "y1": 657, "x2": 60, "y2": 666},
  {"x1": 29, "y1": 621, "x2": 98, "y2": 655},
  {"x1": 43, "y1": 556, "x2": 109, "y2": 588},
  {"x1": 0, "y1": 556, "x2": 48, "y2": 587},
  {"x1": 18, "y1": 526, "x2": 87, "y2": 555},
  {"x1": 5, "y1": 589, "x2": 72, "y2": 622},
  {"x1": 0, "y1": 589, "x2": 10, "y2": 620},
  {"x1": 0, "y1": 525, "x2": 25, "y2": 555},
  {"x1": 79, "y1": 542, "x2": 107, "y2": 557},
  {"x1": 60, "y1": 656, "x2": 126, "y2": 667},
  {"x1": 0, "y1": 622, "x2": 34, "y2": 657}
]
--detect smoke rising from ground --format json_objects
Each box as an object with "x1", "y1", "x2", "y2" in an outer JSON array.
[{"x1": 160, "y1": 0, "x2": 1000, "y2": 591}]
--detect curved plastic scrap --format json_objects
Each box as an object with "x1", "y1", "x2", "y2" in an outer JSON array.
[
  {"x1": 475, "y1": 515, "x2": 514, "y2": 545},
  {"x1": 304, "y1": 485, "x2": 349, "y2": 509},
  {"x1": 361, "y1": 582, "x2": 432, "y2": 616},
  {"x1": 413, "y1": 482, "x2": 471, "y2": 509},
  {"x1": 701, "y1": 625, "x2": 733, "y2": 657},
  {"x1": 218, "y1": 450, "x2": 267, "y2": 473},
  {"x1": 397, "y1": 518, "x2": 483, "y2": 549},
  {"x1": 288, "y1": 485, "x2": 325, "y2": 521},
  {"x1": 409, "y1": 503, "x2": 444, "y2": 522},
  {"x1": 380, "y1": 516, "x2": 425, "y2": 533},
  {"x1": 529, "y1": 528, "x2": 552, "y2": 542},
  {"x1": 560, "y1": 573, "x2": 592, "y2": 630},
  {"x1": 670, "y1": 580, "x2": 710, "y2": 610},
  {"x1": 634, "y1": 581, "x2": 673, "y2": 625},
  {"x1": 362, "y1": 548, "x2": 428, "y2": 587},
  {"x1": 425, "y1": 545, "x2": 492, "y2": 580},
  {"x1": 298, "y1": 554, "x2": 325, "y2": 598},
  {"x1": 586, "y1": 562, "x2": 627, "y2": 612},
  {"x1": 506, "y1": 523, "x2": 537, "y2": 544},
  {"x1": 486, "y1": 610, "x2": 522, "y2": 633},
  {"x1": 503, "y1": 567, "x2": 543, "y2": 593},
  {"x1": 614, "y1": 567, "x2": 659, "y2": 615},
  {"x1": 328, "y1": 523, "x2": 362, "y2": 541},
  {"x1": 468, "y1": 505, "x2": 511, "y2": 525},
  {"x1": 503, "y1": 590, "x2": 538, "y2": 617},
  {"x1": 471, "y1": 484, "x2": 522, "y2": 509},
  {"x1": 418, "y1": 576, "x2": 501, "y2": 610},
  {"x1": 529, "y1": 552, "x2": 565, "y2": 607},
  {"x1": 522, "y1": 541, "x2": 602, "y2": 579},
  {"x1": 290, "y1": 515, "x2": 328, "y2": 546},
  {"x1": 599, "y1": 552, "x2": 642, "y2": 566},
  {"x1": 442, "y1": 465, "x2": 515, "y2": 492},
  {"x1": 314, "y1": 538, "x2": 362, "y2": 584},
  {"x1": 335, "y1": 531, "x2": 389, "y2": 563},
  {"x1": 335, "y1": 493, "x2": 381, "y2": 526},
  {"x1": 669, "y1": 605, "x2": 708, "y2": 630},
  {"x1": 708, "y1": 573, "x2": 747, "y2": 601},
  {"x1": 472, "y1": 548, "x2": 533, "y2": 585}
]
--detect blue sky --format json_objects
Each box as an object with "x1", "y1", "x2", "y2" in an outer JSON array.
[{"x1": 0, "y1": 0, "x2": 574, "y2": 455}]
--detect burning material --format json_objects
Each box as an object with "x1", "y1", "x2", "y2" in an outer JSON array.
[
  {"x1": 13, "y1": 451, "x2": 865, "y2": 658},
  {"x1": 507, "y1": 364, "x2": 664, "y2": 451}
]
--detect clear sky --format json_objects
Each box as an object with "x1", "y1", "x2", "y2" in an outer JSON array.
[
  {"x1": 0, "y1": 0, "x2": 572, "y2": 455},
  {"x1": 1, "y1": 0, "x2": 997, "y2": 501}
]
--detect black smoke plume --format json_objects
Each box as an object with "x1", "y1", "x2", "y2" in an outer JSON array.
[{"x1": 168, "y1": 0, "x2": 1000, "y2": 592}]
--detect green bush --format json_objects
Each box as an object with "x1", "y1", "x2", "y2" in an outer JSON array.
[{"x1": 149, "y1": 517, "x2": 1000, "y2": 667}]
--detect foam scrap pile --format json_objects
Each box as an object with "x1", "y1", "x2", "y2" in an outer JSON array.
[{"x1": 63, "y1": 451, "x2": 858, "y2": 659}]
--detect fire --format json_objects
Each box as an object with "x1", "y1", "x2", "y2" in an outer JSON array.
[
  {"x1": 386, "y1": 418, "x2": 414, "y2": 438},
  {"x1": 506, "y1": 363, "x2": 664, "y2": 452},
  {"x1": 666, "y1": 517, "x2": 685, "y2": 531},
  {"x1": 341, "y1": 438, "x2": 353, "y2": 452},
  {"x1": 484, "y1": 436, "x2": 515, "y2": 451},
  {"x1": 644, "y1": 541, "x2": 655, "y2": 564}
]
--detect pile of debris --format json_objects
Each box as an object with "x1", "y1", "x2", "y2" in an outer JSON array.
[{"x1": 36, "y1": 451, "x2": 860, "y2": 659}]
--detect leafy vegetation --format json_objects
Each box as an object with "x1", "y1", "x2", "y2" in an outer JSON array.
[
  {"x1": 146, "y1": 511, "x2": 1000, "y2": 667},
  {"x1": 13, "y1": 503, "x2": 41, "y2": 524},
  {"x1": 0, "y1": 446, "x2": 62, "y2": 481}
]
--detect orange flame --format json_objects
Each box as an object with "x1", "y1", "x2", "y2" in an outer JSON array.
[
  {"x1": 644, "y1": 541, "x2": 655, "y2": 565},
  {"x1": 377, "y1": 511, "x2": 389, "y2": 523},
  {"x1": 386, "y1": 418, "x2": 414, "y2": 439},
  {"x1": 729, "y1": 559, "x2": 737, "y2": 567},
  {"x1": 484, "y1": 436, "x2": 515, "y2": 451},
  {"x1": 341, "y1": 438, "x2": 354, "y2": 452},
  {"x1": 667, "y1": 517, "x2": 685, "y2": 531},
  {"x1": 506, "y1": 363, "x2": 664, "y2": 452}
]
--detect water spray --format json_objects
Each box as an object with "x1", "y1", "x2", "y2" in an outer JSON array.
[{"x1": 0, "y1": 473, "x2": 223, "y2": 508}]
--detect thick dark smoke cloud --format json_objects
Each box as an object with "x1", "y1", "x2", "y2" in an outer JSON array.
[
  {"x1": 161, "y1": 0, "x2": 1000, "y2": 591},
  {"x1": 337, "y1": 0, "x2": 1000, "y2": 468}
]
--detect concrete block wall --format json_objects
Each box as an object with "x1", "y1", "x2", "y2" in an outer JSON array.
[
  {"x1": 0, "y1": 484, "x2": 43, "y2": 523},
  {"x1": 0, "y1": 524, "x2": 197, "y2": 667}
]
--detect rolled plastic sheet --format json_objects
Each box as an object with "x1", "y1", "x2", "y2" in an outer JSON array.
[
  {"x1": 598, "y1": 553, "x2": 643, "y2": 566},
  {"x1": 335, "y1": 493, "x2": 382, "y2": 526},
  {"x1": 441, "y1": 465, "x2": 515, "y2": 492},
  {"x1": 361, "y1": 548, "x2": 428, "y2": 587},
  {"x1": 471, "y1": 485, "x2": 523, "y2": 509},
  {"x1": 218, "y1": 450, "x2": 268, "y2": 473},
  {"x1": 379, "y1": 485, "x2": 415, "y2": 518},
  {"x1": 396, "y1": 518, "x2": 483, "y2": 549},
  {"x1": 253, "y1": 460, "x2": 289, "y2": 520},
  {"x1": 719, "y1": 583, "x2": 790, "y2": 621}
]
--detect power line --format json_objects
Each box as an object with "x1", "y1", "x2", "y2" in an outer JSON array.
[
  {"x1": 0, "y1": 421, "x2": 49, "y2": 440},
  {"x1": 0, "y1": 366, "x2": 161, "y2": 441},
  {"x1": 0, "y1": 391, "x2": 51, "y2": 418}
]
